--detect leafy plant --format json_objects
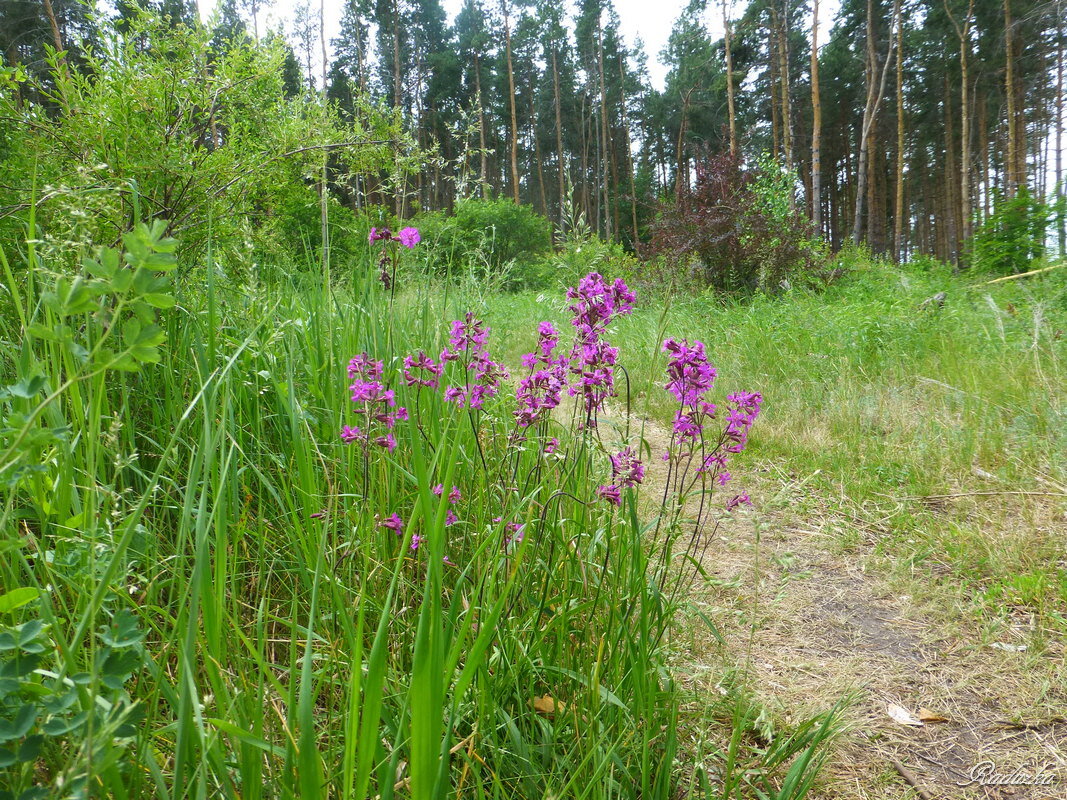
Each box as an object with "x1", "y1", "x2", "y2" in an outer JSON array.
[
  {"x1": 414, "y1": 197, "x2": 553, "y2": 288},
  {"x1": 644, "y1": 152, "x2": 828, "y2": 294},
  {"x1": 0, "y1": 597, "x2": 145, "y2": 800},
  {"x1": 971, "y1": 186, "x2": 1050, "y2": 274}
]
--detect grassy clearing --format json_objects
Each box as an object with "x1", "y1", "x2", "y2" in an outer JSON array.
[
  {"x1": 483, "y1": 259, "x2": 1067, "y2": 634},
  {"x1": 2, "y1": 228, "x2": 1063, "y2": 798}
]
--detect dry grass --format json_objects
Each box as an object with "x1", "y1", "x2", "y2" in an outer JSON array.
[{"x1": 631, "y1": 414, "x2": 1067, "y2": 799}]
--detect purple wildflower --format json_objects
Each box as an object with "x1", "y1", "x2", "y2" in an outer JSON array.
[
  {"x1": 341, "y1": 425, "x2": 364, "y2": 443},
  {"x1": 378, "y1": 513, "x2": 404, "y2": 534},
  {"x1": 397, "y1": 227, "x2": 421, "y2": 248},
  {"x1": 597, "y1": 484, "x2": 622, "y2": 506},
  {"x1": 409, "y1": 533, "x2": 424, "y2": 551},
  {"x1": 609, "y1": 446, "x2": 645, "y2": 488},
  {"x1": 403, "y1": 351, "x2": 442, "y2": 388},
  {"x1": 726, "y1": 492, "x2": 752, "y2": 510}
]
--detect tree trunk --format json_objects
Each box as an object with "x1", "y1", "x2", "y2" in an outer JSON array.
[
  {"x1": 475, "y1": 54, "x2": 488, "y2": 196},
  {"x1": 851, "y1": 0, "x2": 897, "y2": 247},
  {"x1": 617, "y1": 52, "x2": 640, "y2": 246},
  {"x1": 946, "y1": 0, "x2": 976, "y2": 247},
  {"x1": 893, "y1": 0, "x2": 905, "y2": 260},
  {"x1": 553, "y1": 50, "x2": 567, "y2": 227},
  {"x1": 769, "y1": 18, "x2": 780, "y2": 159},
  {"x1": 811, "y1": 0, "x2": 823, "y2": 234},
  {"x1": 1057, "y1": 16, "x2": 1065, "y2": 253},
  {"x1": 1004, "y1": 0, "x2": 1018, "y2": 196},
  {"x1": 776, "y1": 2, "x2": 794, "y2": 185},
  {"x1": 596, "y1": 14, "x2": 613, "y2": 240},
  {"x1": 724, "y1": 0, "x2": 738, "y2": 156},
  {"x1": 320, "y1": 0, "x2": 330, "y2": 274},
  {"x1": 502, "y1": 0, "x2": 521, "y2": 202}
]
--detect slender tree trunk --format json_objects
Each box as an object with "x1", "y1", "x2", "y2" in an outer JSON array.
[
  {"x1": 946, "y1": 0, "x2": 976, "y2": 247},
  {"x1": 724, "y1": 0, "x2": 738, "y2": 156},
  {"x1": 41, "y1": 0, "x2": 65, "y2": 55},
  {"x1": 776, "y1": 2, "x2": 794, "y2": 181},
  {"x1": 617, "y1": 53, "x2": 640, "y2": 245},
  {"x1": 769, "y1": 17, "x2": 780, "y2": 159},
  {"x1": 893, "y1": 0, "x2": 905, "y2": 260},
  {"x1": 944, "y1": 76, "x2": 960, "y2": 263},
  {"x1": 320, "y1": 0, "x2": 330, "y2": 274},
  {"x1": 553, "y1": 50, "x2": 567, "y2": 227},
  {"x1": 811, "y1": 0, "x2": 823, "y2": 234},
  {"x1": 596, "y1": 14, "x2": 613, "y2": 240},
  {"x1": 676, "y1": 90, "x2": 693, "y2": 200},
  {"x1": 502, "y1": 0, "x2": 521, "y2": 203},
  {"x1": 533, "y1": 120, "x2": 548, "y2": 214},
  {"x1": 475, "y1": 55, "x2": 488, "y2": 195},
  {"x1": 1057, "y1": 16, "x2": 1065, "y2": 253},
  {"x1": 1004, "y1": 0, "x2": 1018, "y2": 195},
  {"x1": 852, "y1": 0, "x2": 897, "y2": 246},
  {"x1": 979, "y1": 93, "x2": 990, "y2": 218}
]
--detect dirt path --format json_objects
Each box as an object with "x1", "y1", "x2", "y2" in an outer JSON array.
[{"x1": 630, "y1": 417, "x2": 1067, "y2": 799}]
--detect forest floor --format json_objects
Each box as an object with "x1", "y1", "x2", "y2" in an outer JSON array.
[{"x1": 635, "y1": 418, "x2": 1067, "y2": 799}]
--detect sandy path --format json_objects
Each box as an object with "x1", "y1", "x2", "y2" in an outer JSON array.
[{"x1": 629, "y1": 416, "x2": 1066, "y2": 799}]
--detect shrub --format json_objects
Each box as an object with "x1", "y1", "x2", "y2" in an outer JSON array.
[
  {"x1": 413, "y1": 197, "x2": 552, "y2": 288},
  {"x1": 643, "y1": 152, "x2": 828, "y2": 294},
  {"x1": 0, "y1": 10, "x2": 416, "y2": 275},
  {"x1": 972, "y1": 186, "x2": 1050, "y2": 274}
]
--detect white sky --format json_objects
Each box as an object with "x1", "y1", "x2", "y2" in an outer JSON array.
[{"x1": 193, "y1": 0, "x2": 750, "y2": 90}]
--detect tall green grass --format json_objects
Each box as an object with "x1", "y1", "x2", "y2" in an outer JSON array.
[{"x1": 0, "y1": 230, "x2": 731, "y2": 798}]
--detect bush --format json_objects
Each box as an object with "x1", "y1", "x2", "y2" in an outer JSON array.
[
  {"x1": 414, "y1": 197, "x2": 552, "y2": 288},
  {"x1": 643, "y1": 152, "x2": 828, "y2": 294},
  {"x1": 972, "y1": 187, "x2": 1050, "y2": 274}
]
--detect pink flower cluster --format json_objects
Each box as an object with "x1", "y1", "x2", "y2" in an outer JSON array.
[
  {"x1": 564, "y1": 273, "x2": 636, "y2": 423},
  {"x1": 515, "y1": 322, "x2": 566, "y2": 427},
  {"x1": 341, "y1": 353, "x2": 407, "y2": 453},
  {"x1": 597, "y1": 446, "x2": 645, "y2": 507},
  {"x1": 403, "y1": 350, "x2": 442, "y2": 389},
  {"x1": 661, "y1": 338, "x2": 762, "y2": 508},
  {"x1": 433, "y1": 483, "x2": 462, "y2": 527},
  {"x1": 440, "y1": 313, "x2": 509, "y2": 410},
  {"x1": 369, "y1": 226, "x2": 421, "y2": 248}
]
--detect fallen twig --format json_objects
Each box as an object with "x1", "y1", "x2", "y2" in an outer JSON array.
[
  {"x1": 973, "y1": 263, "x2": 1065, "y2": 286},
  {"x1": 889, "y1": 757, "x2": 935, "y2": 800},
  {"x1": 914, "y1": 490, "x2": 1067, "y2": 501}
]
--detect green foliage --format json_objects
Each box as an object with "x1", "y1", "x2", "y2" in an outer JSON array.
[
  {"x1": 414, "y1": 197, "x2": 553, "y2": 288},
  {"x1": 0, "y1": 10, "x2": 416, "y2": 276},
  {"x1": 645, "y1": 153, "x2": 829, "y2": 295},
  {"x1": 972, "y1": 187, "x2": 1050, "y2": 274},
  {"x1": 0, "y1": 606, "x2": 144, "y2": 799},
  {"x1": 1, "y1": 220, "x2": 176, "y2": 491}
]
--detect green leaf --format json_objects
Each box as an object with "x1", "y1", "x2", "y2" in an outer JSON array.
[
  {"x1": 16, "y1": 734, "x2": 42, "y2": 763},
  {"x1": 99, "y1": 610, "x2": 143, "y2": 648},
  {"x1": 26, "y1": 323, "x2": 66, "y2": 343},
  {"x1": 0, "y1": 588, "x2": 39, "y2": 614},
  {"x1": 0, "y1": 704, "x2": 36, "y2": 743},
  {"x1": 0, "y1": 747, "x2": 14, "y2": 768},
  {"x1": 41, "y1": 711, "x2": 88, "y2": 737},
  {"x1": 3, "y1": 377, "x2": 46, "y2": 401},
  {"x1": 15, "y1": 621, "x2": 43, "y2": 647},
  {"x1": 142, "y1": 293, "x2": 175, "y2": 309}
]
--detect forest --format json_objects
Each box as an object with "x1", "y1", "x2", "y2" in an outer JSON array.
[{"x1": 0, "y1": 0, "x2": 1065, "y2": 798}]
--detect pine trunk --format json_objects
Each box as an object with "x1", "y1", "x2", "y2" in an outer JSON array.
[
  {"x1": 811, "y1": 0, "x2": 823, "y2": 233},
  {"x1": 553, "y1": 50, "x2": 567, "y2": 227},
  {"x1": 893, "y1": 0, "x2": 905, "y2": 260},
  {"x1": 724, "y1": 0, "x2": 738, "y2": 156},
  {"x1": 503, "y1": 1, "x2": 521, "y2": 203}
]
